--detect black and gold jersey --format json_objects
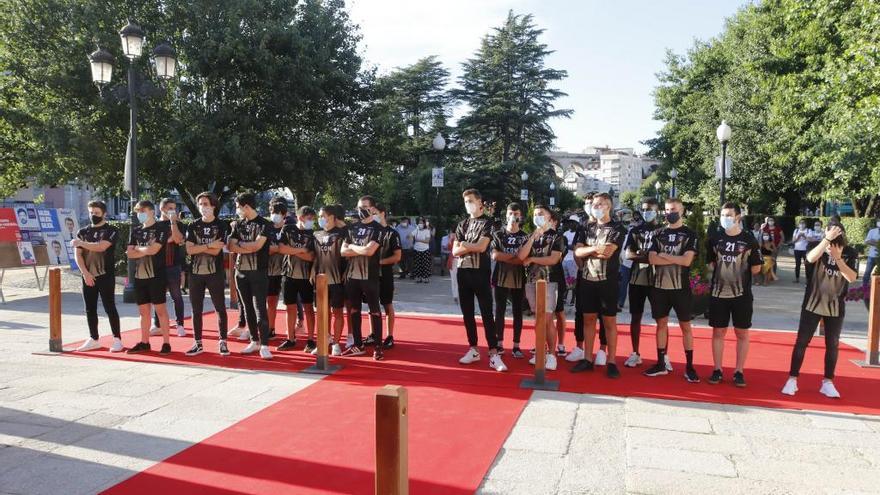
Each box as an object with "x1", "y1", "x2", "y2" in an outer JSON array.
[
  {"x1": 345, "y1": 221, "x2": 383, "y2": 281},
  {"x1": 76, "y1": 224, "x2": 119, "y2": 277},
  {"x1": 575, "y1": 221, "x2": 626, "y2": 282},
  {"x1": 266, "y1": 225, "x2": 286, "y2": 277},
  {"x1": 379, "y1": 226, "x2": 402, "y2": 279},
  {"x1": 625, "y1": 223, "x2": 657, "y2": 287},
  {"x1": 128, "y1": 222, "x2": 170, "y2": 280},
  {"x1": 312, "y1": 227, "x2": 347, "y2": 285},
  {"x1": 455, "y1": 215, "x2": 494, "y2": 272},
  {"x1": 526, "y1": 228, "x2": 566, "y2": 284},
  {"x1": 185, "y1": 218, "x2": 229, "y2": 276},
  {"x1": 648, "y1": 226, "x2": 698, "y2": 290},
  {"x1": 229, "y1": 216, "x2": 271, "y2": 272},
  {"x1": 282, "y1": 225, "x2": 315, "y2": 280},
  {"x1": 707, "y1": 230, "x2": 763, "y2": 298},
  {"x1": 491, "y1": 229, "x2": 528, "y2": 289},
  {"x1": 802, "y1": 247, "x2": 858, "y2": 317}
]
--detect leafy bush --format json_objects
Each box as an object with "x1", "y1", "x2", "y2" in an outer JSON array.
[{"x1": 685, "y1": 203, "x2": 709, "y2": 278}]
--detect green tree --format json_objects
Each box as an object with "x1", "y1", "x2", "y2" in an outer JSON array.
[
  {"x1": 454, "y1": 11, "x2": 572, "y2": 205},
  {"x1": 0, "y1": 0, "x2": 371, "y2": 212}
]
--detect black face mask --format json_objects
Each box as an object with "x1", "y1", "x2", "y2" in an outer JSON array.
[
  {"x1": 357, "y1": 207, "x2": 371, "y2": 220},
  {"x1": 90, "y1": 215, "x2": 103, "y2": 225},
  {"x1": 665, "y1": 212, "x2": 681, "y2": 224}
]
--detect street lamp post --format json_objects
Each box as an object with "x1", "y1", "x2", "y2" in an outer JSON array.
[
  {"x1": 432, "y1": 132, "x2": 446, "y2": 218},
  {"x1": 88, "y1": 21, "x2": 176, "y2": 302},
  {"x1": 669, "y1": 168, "x2": 678, "y2": 198},
  {"x1": 520, "y1": 171, "x2": 529, "y2": 201},
  {"x1": 655, "y1": 180, "x2": 661, "y2": 202},
  {"x1": 716, "y1": 120, "x2": 732, "y2": 207},
  {"x1": 549, "y1": 182, "x2": 556, "y2": 207}
]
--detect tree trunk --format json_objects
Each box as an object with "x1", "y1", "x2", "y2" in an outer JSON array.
[
  {"x1": 176, "y1": 183, "x2": 198, "y2": 216},
  {"x1": 852, "y1": 196, "x2": 864, "y2": 217}
]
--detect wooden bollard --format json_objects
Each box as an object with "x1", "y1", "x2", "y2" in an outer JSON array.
[
  {"x1": 376, "y1": 385, "x2": 408, "y2": 495},
  {"x1": 520, "y1": 279, "x2": 559, "y2": 390},
  {"x1": 855, "y1": 275, "x2": 880, "y2": 368},
  {"x1": 48, "y1": 268, "x2": 62, "y2": 352},
  {"x1": 304, "y1": 274, "x2": 341, "y2": 374}
]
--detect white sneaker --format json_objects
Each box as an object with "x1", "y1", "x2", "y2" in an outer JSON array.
[
  {"x1": 624, "y1": 352, "x2": 642, "y2": 368},
  {"x1": 76, "y1": 338, "x2": 101, "y2": 352},
  {"x1": 565, "y1": 346, "x2": 585, "y2": 362},
  {"x1": 781, "y1": 377, "x2": 798, "y2": 396},
  {"x1": 820, "y1": 380, "x2": 840, "y2": 399},
  {"x1": 331, "y1": 343, "x2": 342, "y2": 356},
  {"x1": 489, "y1": 354, "x2": 508, "y2": 372},
  {"x1": 459, "y1": 348, "x2": 480, "y2": 365},
  {"x1": 595, "y1": 349, "x2": 608, "y2": 366},
  {"x1": 176, "y1": 326, "x2": 186, "y2": 337},
  {"x1": 664, "y1": 354, "x2": 674, "y2": 372},
  {"x1": 238, "y1": 331, "x2": 251, "y2": 342},
  {"x1": 149, "y1": 326, "x2": 162, "y2": 336},
  {"x1": 310, "y1": 344, "x2": 319, "y2": 355},
  {"x1": 528, "y1": 354, "x2": 536, "y2": 365},
  {"x1": 228, "y1": 326, "x2": 244, "y2": 338},
  {"x1": 259, "y1": 346, "x2": 273, "y2": 360},
  {"x1": 109, "y1": 338, "x2": 124, "y2": 353},
  {"x1": 241, "y1": 341, "x2": 260, "y2": 354},
  {"x1": 546, "y1": 354, "x2": 558, "y2": 371}
]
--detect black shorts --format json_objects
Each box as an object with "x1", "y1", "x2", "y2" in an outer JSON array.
[
  {"x1": 629, "y1": 284, "x2": 652, "y2": 315},
  {"x1": 650, "y1": 288, "x2": 693, "y2": 321},
  {"x1": 709, "y1": 295, "x2": 753, "y2": 329},
  {"x1": 578, "y1": 280, "x2": 618, "y2": 317},
  {"x1": 267, "y1": 275, "x2": 283, "y2": 297},
  {"x1": 328, "y1": 283, "x2": 345, "y2": 309},
  {"x1": 283, "y1": 277, "x2": 314, "y2": 305},
  {"x1": 380, "y1": 275, "x2": 394, "y2": 306},
  {"x1": 554, "y1": 282, "x2": 566, "y2": 313},
  {"x1": 134, "y1": 276, "x2": 166, "y2": 306}
]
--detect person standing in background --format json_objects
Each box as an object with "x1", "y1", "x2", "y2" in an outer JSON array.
[
  {"x1": 792, "y1": 220, "x2": 811, "y2": 284},
  {"x1": 805, "y1": 219, "x2": 825, "y2": 283},
  {"x1": 411, "y1": 217, "x2": 433, "y2": 283},
  {"x1": 395, "y1": 217, "x2": 415, "y2": 279},
  {"x1": 864, "y1": 218, "x2": 880, "y2": 309},
  {"x1": 265, "y1": 200, "x2": 289, "y2": 339}
]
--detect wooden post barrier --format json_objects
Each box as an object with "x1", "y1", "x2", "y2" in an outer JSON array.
[
  {"x1": 48, "y1": 267, "x2": 62, "y2": 352},
  {"x1": 854, "y1": 275, "x2": 880, "y2": 368},
  {"x1": 304, "y1": 273, "x2": 341, "y2": 375},
  {"x1": 520, "y1": 279, "x2": 559, "y2": 390},
  {"x1": 375, "y1": 385, "x2": 408, "y2": 495}
]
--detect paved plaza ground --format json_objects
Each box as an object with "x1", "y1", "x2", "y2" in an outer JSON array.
[{"x1": 0, "y1": 254, "x2": 878, "y2": 494}]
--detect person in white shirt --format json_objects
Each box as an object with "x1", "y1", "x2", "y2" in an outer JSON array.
[
  {"x1": 792, "y1": 220, "x2": 811, "y2": 283},
  {"x1": 562, "y1": 216, "x2": 578, "y2": 306},
  {"x1": 411, "y1": 217, "x2": 433, "y2": 283},
  {"x1": 864, "y1": 219, "x2": 880, "y2": 308}
]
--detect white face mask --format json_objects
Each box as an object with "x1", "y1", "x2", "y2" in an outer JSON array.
[
  {"x1": 271, "y1": 213, "x2": 283, "y2": 224},
  {"x1": 876, "y1": 221, "x2": 880, "y2": 228},
  {"x1": 302, "y1": 219, "x2": 314, "y2": 230},
  {"x1": 373, "y1": 214, "x2": 381, "y2": 223},
  {"x1": 814, "y1": 225, "x2": 822, "y2": 232},
  {"x1": 198, "y1": 205, "x2": 213, "y2": 217},
  {"x1": 533, "y1": 215, "x2": 546, "y2": 228},
  {"x1": 720, "y1": 216, "x2": 736, "y2": 230},
  {"x1": 642, "y1": 210, "x2": 657, "y2": 223},
  {"x1": 798, "y1": 224, "x2": 805, "y2": 229},
  {"x1": 507, "y1": 215, "x2": 519, "y2": 227},
  {"x1": 236, "y1": 207, "x2": 246, "y2": 219},
  {"x1": 590, "y1": 207, "x2": 605, "y2": 220},
  {"x1": 768, "y1": 220, "x2": 775, "y2": 226},
  {"x1": 465, "y1": 202, "x2": 479, "y2": 215}
]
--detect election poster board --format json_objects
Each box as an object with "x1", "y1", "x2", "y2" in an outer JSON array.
[
  {"x1": 16, "y1": 241, "x2": 36, "y2": 266},
  {"x1": 38, "y1": 209, "x2": 70, "y2": 267},
  {"x1": 14, "y1": 202, "x2": 43, "y2": 246},
  {"x1": 55, "y1": 208, "x2": 79, "y2": 271},
  {"x1": 0, "y1": 208, "x2": 22, "y2": 243}
]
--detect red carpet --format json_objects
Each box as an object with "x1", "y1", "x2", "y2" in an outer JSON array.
[{"x1": 63, "y1": 311, "x2": 880, "y2": 494}]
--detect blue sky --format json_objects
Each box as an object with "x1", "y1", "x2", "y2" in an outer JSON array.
[{"x1": 348, "y1": 0, "x2": 749, "y2": 154}]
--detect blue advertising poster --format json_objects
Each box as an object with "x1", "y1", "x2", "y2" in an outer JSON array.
[
  {"x1": 14, "y1": 202, "x2": 43, "y2": 246},
  {"x1": 38, "y1": 209, "x2": 70, "y2": 267},
  {"x1": 53, "y1": 208, "x2": 79, "y2": 271}
]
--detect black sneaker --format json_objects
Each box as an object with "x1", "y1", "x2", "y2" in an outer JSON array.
[
  {"x1": 373, "y1": 348, "x2": 384, "y2": 361},
  {"x1": 606, "y1": 363, "x2": 621, "y2": 379},
  {"x1": 643, "y1": 362, "x2": 668, "y2": 377},
  {"x1": 685, "y1": 367, "x2": 700, "y2": 383},
  {"x1": 219, "y1": 341, "x2": 230, "y2": 356},
  {"x1": 342, "y1": 345, "x2": 366, "y2": 356},
  {"x1": 126, "y1": 342, "x2": 151, "y2": 354},
  {"x1": 511, "y1": 347, "x2": 525, "y2": 359},
  {"x1": 571, "y1": 359, "x2": 594, "y2": 373},
  {"x1": 383, "y1": 335, "x2": 395, "y2": 349},
  {"x1": 268, "y1": 328, "x2": 277, "y2": 339},
  {"x1": 496, "y1": 345, "x2": 504, "y2": 355},
  {"x1": 303, "y1": 340, "x2": 317, "y2": 354},
  {"x1": 363, "y1": 335, "x2": 377, "y2": 346},
  {"x1": 276, "y1": 339, "x2": 297, "y2": 351},
  {"x1": 708, "y1": 369, "x2": 723, "y2": 384},
  {"x1": 733, "y1": 371, "x2": 747, "y2": 388},
  {"x1": 185, "y1": 342, "x2": 203, "y2": 356},
  {"x1": 159, "y1": 343, "x2": 172, "y2": 355}
]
